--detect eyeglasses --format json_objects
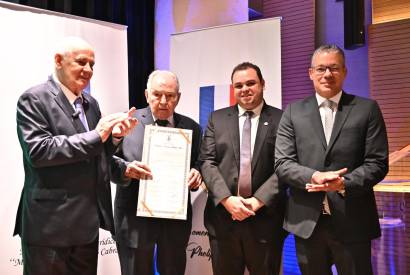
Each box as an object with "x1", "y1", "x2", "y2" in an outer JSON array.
[{"x1": 311, "y1": 66, "x2": 344, "y2": 75}]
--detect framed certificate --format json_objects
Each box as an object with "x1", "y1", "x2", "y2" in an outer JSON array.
[{"x1": 136, "y1": 125, "x2": 192, "y2": 220}]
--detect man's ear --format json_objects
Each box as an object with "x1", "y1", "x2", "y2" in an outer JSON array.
[
  {"x1": 144, "y1": 90, "x2": 149, "y2": 103},
  {"x1": 176, "y1": 92, "x2": 181, "y2": 105},
  {"x1": 308, "y1": 68, "x2": 315, "y2": 81},
  {"x1": 54, "y1": 53, "x2": 63, "y2": 69}
]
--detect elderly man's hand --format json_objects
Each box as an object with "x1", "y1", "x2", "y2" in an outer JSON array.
[
  {"x1": 124, "y1": 161, "x2": 152, "y2": 180},
  {"x1": 187, "y1": 168, "x2": 202, "y2": 190},
  {"x1": 112, "y1": 108, "x2": 138, "y2": 138},
  {"x1": 96, "y1": 107, "x2": 137, "y2": 142}
]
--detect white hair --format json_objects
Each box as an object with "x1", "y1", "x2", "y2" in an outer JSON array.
[
  {"x1": 54, "y1": 36, "x2": 93, "y2": 57},
  {"x1": 146, "y1": 70, "x2": 180, "y2": 93}
]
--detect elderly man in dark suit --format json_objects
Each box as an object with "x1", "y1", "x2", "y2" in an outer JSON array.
[
  {"x1": 200, "y1": 62, "x2": 287, "y2": 275},
  {"x1": 275, "y1": 44, "x2": 389, "y2": 275},
  {"x1": 111, "y1": 70, "x2": 202, "y2": 275},
  {"x1": 14, "y1": 37, "x2": 137, "y2": 275}
]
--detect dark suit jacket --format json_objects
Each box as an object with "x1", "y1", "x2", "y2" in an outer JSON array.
[
  {"x1": 275, "y1": 92, "x2": 388, "y2": 243},
  {"x1": 14, "y1": 76, "x2": 117, "y2": 247},
  {"x1": 111, "y1": 107, "x2": 202, "y2": 248},
  {"x1": 200, "y1": 103, "x2": 286, "y2": 242}
]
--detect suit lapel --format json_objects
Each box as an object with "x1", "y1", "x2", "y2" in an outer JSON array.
[
  {"x1": 307, "y1": 96, "x2": 327, "y2": 149},
  {"x1": 228, "y1": 106, "x2": 241, "y2": 168},
  {"x1": 326, "y1": 92, "x2": 355, "y2": 154},
  {"x1": 251, "y1": 104, "x2": 269, "y2": 171},
  {"x1": 140, "y1": 107, "x2": 155, "y2": 127},
  {"x1": 50, "y1": 78, "x2": 86, "y2": 133},
  {"x1": 173, "y1": 113, "x2": 184, "y2": 129}
]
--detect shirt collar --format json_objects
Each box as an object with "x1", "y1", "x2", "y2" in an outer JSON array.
[
  {"x1": 52, "y1": 73, "x2": 83, "y2": 105},
  {"x1": 237, "y1": 101, "x2": 264, "y2": 117},
  {"x1": 152, "y1": 113, "x2": 175, "y2": 127},
  {"x1": 315, "y1": 91, "x2": 342, "y2": 107}
]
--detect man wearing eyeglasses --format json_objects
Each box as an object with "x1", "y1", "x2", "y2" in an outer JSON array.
[
  {"x1": 111, "y1": 70, "x2": 202, "y2": 275},
  {"x1": 275, "y1": 44, "x2": 388, "y2": 274}
]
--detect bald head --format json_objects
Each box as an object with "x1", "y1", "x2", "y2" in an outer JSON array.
[{"x1": 54, "y1": 37, "x2": 95, "y2": 95}]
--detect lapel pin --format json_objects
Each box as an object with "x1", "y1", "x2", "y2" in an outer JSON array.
[{"x1": 264, "y1": 122, "x2": 269, "y2": 126}]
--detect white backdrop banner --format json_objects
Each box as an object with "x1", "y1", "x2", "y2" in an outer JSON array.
[
  {"x1": 170, "y1": 18, "x2": 282, "y2": 275},
  {"x1": 0, "y1": 1, "x2": 128, "y2": 274}
]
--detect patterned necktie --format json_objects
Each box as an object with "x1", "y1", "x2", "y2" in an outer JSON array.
[
  {"x1": 238, "y1": 111, "x2": 253, "y2": 198},
  {"x1": 156, "y1": 119, "x2": 169, "y2": 127},
  {"x1": 74, "y1": 97, "x2": 89, "y2": 131},
  {"x1": 323, "y1": 100, "x2": 335, "y2": 145}
]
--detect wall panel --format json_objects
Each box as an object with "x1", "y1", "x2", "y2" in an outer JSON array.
[
  {"x1": 262, "y1": 0, "x2": 315, "y2": 108},
  {"x1": 369, "y1": 18, "x2": 410, "y2": 180},
  {"x1": 373, "y1": 0, "x2": 410, "y2": 23}
]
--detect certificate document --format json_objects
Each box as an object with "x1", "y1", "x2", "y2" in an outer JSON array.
[{"x1": 137, "y1": 125, "x2": 192, "y2": 220}]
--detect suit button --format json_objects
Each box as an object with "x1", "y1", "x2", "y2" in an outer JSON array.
[{"x1": 325, "y1": 160, "x2": 331, "y2": 167}]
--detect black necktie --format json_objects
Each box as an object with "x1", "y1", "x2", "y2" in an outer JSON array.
[
  {"x1": 156, "y1": 119, "x2": 169, "y2": 127},
  {"x1": 238, "y1": 111, "x2": 253, "y2": 198}
]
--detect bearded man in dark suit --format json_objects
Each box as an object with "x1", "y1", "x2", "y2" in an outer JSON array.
[{"x1": 200, "y1": 62, "x2": 287, "y2": 275}]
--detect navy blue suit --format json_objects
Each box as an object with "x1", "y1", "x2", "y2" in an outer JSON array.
[{"x1": 15, "y1": 76, "x2": 119, "y2": 275}]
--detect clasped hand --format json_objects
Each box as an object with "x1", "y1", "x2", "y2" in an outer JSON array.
[
  {"x1": 306, "y1": 168, "x2": 347, "y2": 192},
  {"x1": 96, "y1": 107, "x2": 138, "y2": 142},
  {"x1": 221, "y1": 196, "x2": 264, "y2": 221}
]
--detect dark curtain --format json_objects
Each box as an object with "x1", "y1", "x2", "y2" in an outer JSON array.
[{"x1": 5, "y1": 0, "x2": 154, "y2": 109}]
